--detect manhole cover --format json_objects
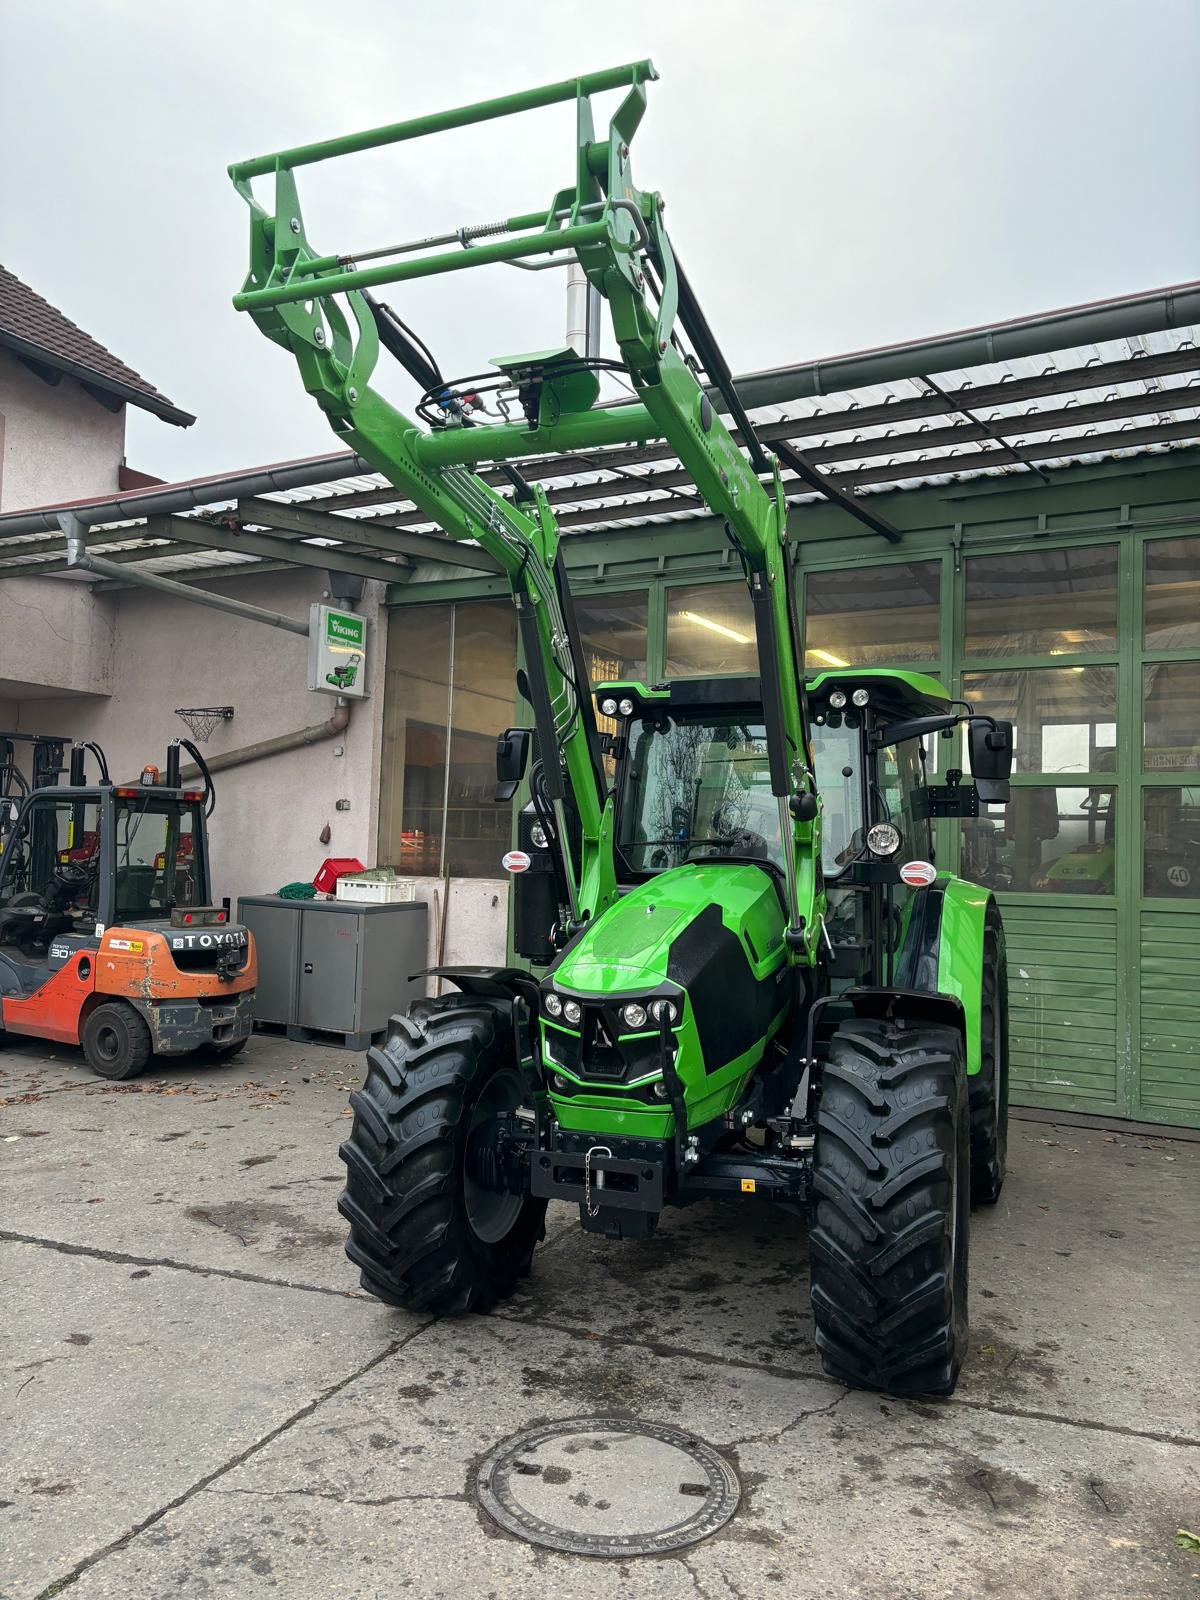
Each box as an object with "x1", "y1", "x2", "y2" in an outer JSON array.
[{"x1": 476, "y1": 1416, "x2": 740, "y2": 1557}]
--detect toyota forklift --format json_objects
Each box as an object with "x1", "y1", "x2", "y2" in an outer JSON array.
[
  {"x1": 0, "y1": 738, "x2": 256, "y2": 1078},
  {"x1": 229, "y1": 62, "x2": 1013, "y2": 1396}
]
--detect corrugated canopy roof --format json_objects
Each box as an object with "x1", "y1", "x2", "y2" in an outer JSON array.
[{"x1": 0, "y1": 281, "x2": 1195, "y2": 585}]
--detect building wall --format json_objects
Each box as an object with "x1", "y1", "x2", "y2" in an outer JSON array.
[
  {"x1": 4, "y1": 569, "x2": 387, "y2": 906},
  {"x1": 0, "y1": 349, "x2": 125, "y2": 512},
  {"x1": 0, "y1": 575, "x2": 116, "y2": 697}
]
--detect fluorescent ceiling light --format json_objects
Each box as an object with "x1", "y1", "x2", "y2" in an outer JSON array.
[
  {"x1": 809, "y1": 648, "x2": 850, "y2": 668},
  {"x1": 679, "y1": 610, "x2": 751, "y2": 645}
]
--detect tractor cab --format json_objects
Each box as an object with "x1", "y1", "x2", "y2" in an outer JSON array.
[
  {"x1": 806, "y1": 668, "x2": 982, "y2": 988},
  {"x1": 0, "y1": 741, "x2": 256, "y2": 1078}
]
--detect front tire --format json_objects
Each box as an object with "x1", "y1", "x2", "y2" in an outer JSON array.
[
  {"x1": 809, "y1": 1017, "x2": 970, "y2": 1397},
  {"x1": 338, "y1": 996, "x2": 545, "y2": 1315},
  {"x1": 969, "y1": 903, "x2": 1009, "y2": 1206},
  {"x1": 81, "y1": 1002, "x2": 152, "y2": 1081}
]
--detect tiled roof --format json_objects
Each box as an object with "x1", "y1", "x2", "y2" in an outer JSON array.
[{"x1": 0, "y1": 264, "x2": 194, "y2": 427}]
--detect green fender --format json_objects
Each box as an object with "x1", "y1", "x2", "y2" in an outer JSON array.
[{"x1": 893, "y1": 874, "x2": 994, "y2": 1076}]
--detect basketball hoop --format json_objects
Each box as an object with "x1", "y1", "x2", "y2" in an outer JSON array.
[{"x1": 174, "y1": 706, "x2": 234, "y2": 743}]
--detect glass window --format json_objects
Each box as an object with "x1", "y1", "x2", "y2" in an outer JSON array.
[
  {"x1": 444, "y1": 601, "x2": 517, "y2": 877},
  {"x1": 665, "y1": 583, "x2": 757, "y2": 677},
  {"x1": 1143, "y1": 786, "x2": 1200, "y2": 899},
  {"x1": 114, "y1": 799, "x2": 202, "y2": 921},
  {"x1": 378, "y1": 605, "x2": 452, "y2": 877},
  {"x1": 963, "y1": 667, "x2": 1117, "y2": 774},
  {"x1": 618, "y1": 714, "x2": 782, "y2": 874},
  {"x1": 573, "y1": 590, "x2": 649, "y2": 687},
  {"x1": 804, "y1": 561, "x2": 940, "y2": 669},
  {"x1": 0, "y1": 797, "x2": 101, "y2": 941},
  {"x1": 1144, "y1": 535, "x2": 1200, "y2": 651},
  {"x1": 811, "y1": 719, "x2": 864, "y2": 876},
  {"x1": 1144, "y1": 661, "x2": 1200, "y2": 771},
  {"x1": 960, "y1": 785, "x2": 1116, "y2": 895},
  {"x1": 964, "y1": 545, "x2": 1118, "y2": 657},
  {"x1": 377, "y1": 600, "x2": 517, "y2": 878}
]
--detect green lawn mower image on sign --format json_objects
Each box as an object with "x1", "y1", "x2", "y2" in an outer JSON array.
[{"x1": 325, "y1": 652, "x2": 362, "y2": 690}]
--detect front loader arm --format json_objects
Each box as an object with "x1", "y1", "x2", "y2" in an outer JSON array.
[{"x1": 228, "y1": 61, "x2": 821, "y2": 958}]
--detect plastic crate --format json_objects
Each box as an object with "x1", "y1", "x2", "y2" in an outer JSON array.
[
  {"x1": 312, "y1": 857, "x2": 365, "y2": 894},
  {"x1": 335, "y1": 875, "x2": 417, "y2": 904}
]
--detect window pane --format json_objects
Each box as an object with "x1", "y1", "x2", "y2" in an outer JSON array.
[
  {"x1": 1144, "y1": 535, "x2": 1200, "y2": 650},
  {"x1": 378, "y1": 605, "x2": 452, "y2": 876},
  {"x1": 963, "y1": 667, "x2": 1117, "y2": 774},
  {"x1": 960, "y1": 785, "x2": 1115, "y2": 894},
  {"x1": 804, "y1": 561, "x2": 939, "y2": 669},
  {"x1": 964, "y1": 546, "x2": 1117, "y2": 657},
  {"x1": 1144, "y1": 786, "x2": 1200, "y2": 898},
  {"x1": 573, "y1": 590, "x2": 649, "y2": 687},
  {"x1": 444, "y1": 601, "x2": 517, "y2": 878},
  {"x1": 1144, "y1": 660, "x2": 1200, "y2": 771},
  {"x1": 665, "y1": 582, "x2": 757, "y2": 677}
]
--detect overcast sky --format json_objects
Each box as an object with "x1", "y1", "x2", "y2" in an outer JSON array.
[{"x1": 1, "y1": 0, "x2": 1197, "y2": 483}]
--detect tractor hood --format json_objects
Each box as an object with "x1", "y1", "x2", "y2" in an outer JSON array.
[{"x1": 552, "y1": 862, "x2": 786, "y2": 996}]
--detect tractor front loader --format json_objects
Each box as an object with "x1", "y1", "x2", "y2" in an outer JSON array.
[{"x1": 229, "y1": 62, "x2": 1013, "y2": 1396}]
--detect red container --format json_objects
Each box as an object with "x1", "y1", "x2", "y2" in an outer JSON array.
[{"x1": 312, "y1": 856, "x2": 365, "y2": 894}]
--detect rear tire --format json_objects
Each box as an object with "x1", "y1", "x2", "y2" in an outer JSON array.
[
  {"x1": 338, "y1": 995, "x2": 545, "y2": 1315},
  {"x1": 809, "y1": 1017, "x2": 970, "y2": 1397},
  {"x1": 969, "y1": 903, "x2": 1009, "y2": 1206},
  {"x1": 81, "y1": 1002, "x2": 152, "y2": 1081}
]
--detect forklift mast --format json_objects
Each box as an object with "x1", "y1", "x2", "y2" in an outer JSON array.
[{"x1": 229, "y1": 62, "x2": 826, "y2": 959}]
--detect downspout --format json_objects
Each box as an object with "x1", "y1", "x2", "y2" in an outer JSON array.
[
  {"x1": 60, "y1": 514, "x2": 309, "y2": 635},
  {"x1": 178, "y1": 698, "x2": 351, "y2": 783}
]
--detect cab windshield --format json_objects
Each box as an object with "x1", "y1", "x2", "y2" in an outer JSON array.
[
  {"x1": 617, "y1": 714, "x2": 784, "y2": 875},
  {"x1": 114, "y1": 798, "x2": 204, "y2": 922}
]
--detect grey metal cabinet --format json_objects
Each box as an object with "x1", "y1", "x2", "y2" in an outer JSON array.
[{"x1": 237, "y1": 895, "x2": 428, "y2": 1048}]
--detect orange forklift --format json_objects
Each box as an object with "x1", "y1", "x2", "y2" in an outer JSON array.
[{"x1": 0, "y1": 736, "x2": 256, "y2": 1079}]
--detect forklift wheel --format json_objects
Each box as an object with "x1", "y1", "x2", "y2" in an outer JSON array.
[
  {"x1": 213, "y1": 1038, "x2": 248, "y2": 1060},
  {"x1": 81, "y1": 1003, "x2": 153, "y2": 1081}
]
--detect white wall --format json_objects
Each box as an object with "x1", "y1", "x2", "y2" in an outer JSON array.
[
  {"x1": 409, "y1": 875, "x2": 510, "y2": 978},
  {"x1": 0, "y1": 575, "x2": 116, "y2": 697},
  {"x1": 5, "y1": 570, "x2": 387, "y2": 905},
  {"x1": 0, "y1": 350, "x2": 125, "y2": 512}
]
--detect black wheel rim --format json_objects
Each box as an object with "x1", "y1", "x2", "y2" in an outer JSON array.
[
  {"x1": 95, "y1": 1025, "x2": 122, "y2": 1063},
  {"x1": 463, "y1": 1068, "x2": 524, "y2": 1245}
]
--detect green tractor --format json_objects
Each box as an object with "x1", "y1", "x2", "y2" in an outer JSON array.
[{"x1": 229, "y1": 62, "x2": 1014, "y2": 1396}]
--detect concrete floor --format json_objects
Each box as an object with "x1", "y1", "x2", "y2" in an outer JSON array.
[{"x1": 1, "y1": 1032, "x2": 1197, "y2": 1600}]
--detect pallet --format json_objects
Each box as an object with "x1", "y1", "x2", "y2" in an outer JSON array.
[{"x1": 250, "y1": 1019, "x2": 381, "y2": 1052}]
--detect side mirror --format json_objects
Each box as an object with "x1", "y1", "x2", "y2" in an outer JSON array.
[
  {"x1": 968, "y1": 718, "x2": 1014, "y2": 804},
  {"x1": 494, "y1": 727, "x2": 533, "y2": 802}
]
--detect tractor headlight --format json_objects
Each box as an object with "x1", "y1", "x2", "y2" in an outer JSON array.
[
  {"x1": 650, "y1": 999, "x2": 679, "y2": 1024},
  {"x1": 600, "y1": 697, "x2": 618, "y2": 716},
  {"x1": 543, "y1": 992, "x2": 562, "y2": 1018},
  {"x1": 620, "y1": 1002, "x2": 648, "y2": 1030},
  {"x1": 562, "y1": 999, "x2": 582, "y2": 1026},
  {"x1": 552, "y1": 1074, "x2": 569, "y2": 1092},
  {"x1": 867, "y1": 821, "x2": 902, "y2": 858},
  {"x1": 618, "y1": 697, "x2": 634, "y2": 717},
  {"x1": 828, "y1": 689, "x2": 847, "y2": 710},
  {"x1": 852, "y1": 687, "x2": 870, "y2": 708},
  {"x1": 653, "y1": 1081, "x2": 670, "y2": 1100},
  {"x1": 529, "y1": 822, "x2": 548, "y2": 850}
]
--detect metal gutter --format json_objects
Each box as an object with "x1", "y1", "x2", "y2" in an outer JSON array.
[
  {"x1": 0, "y1": 450, "x2": 369, "y2": 540},
  {"x1": 730, "y1": 280, "x2": 1200, "y2": 409}
]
